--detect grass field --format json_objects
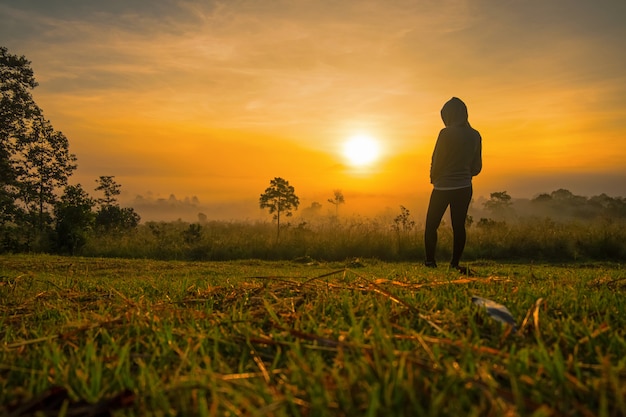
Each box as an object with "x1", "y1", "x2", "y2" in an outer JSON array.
[{"x1": 1, "y1": 255, "x2": 625, "y2": 416}]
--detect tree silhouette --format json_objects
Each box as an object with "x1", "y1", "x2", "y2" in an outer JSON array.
[
  {"x1": 19, "y1": 117, "x2": 77, "y2": 231},
  {"x1": 1, "y1": 46, "x2": 77, "y2": 249},
  {"x1": 259, "y1": 177, "x2": 299, "y2": 241},
  {"x1": 94, "y1": 176, "x2": 140, "y2": 232},
  {"x1": 483, "y1": 191, "x2": 514, "y2": 220},
  {"x1": 54, "y1": 184, "x2": 95, "y2": 254},
  {"x1": 95, "y1": 175, "x2": 121, "y2": 206},
  {"x1": 327, "y1": 189, "x2": 345, "y2": 217}
]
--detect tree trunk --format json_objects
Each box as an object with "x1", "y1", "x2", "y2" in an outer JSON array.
[{"x1": 276, "y1": 207, "x2": 280, "y2": 242}]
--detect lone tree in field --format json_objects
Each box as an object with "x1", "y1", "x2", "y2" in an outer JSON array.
[
  {"x1": 259, "y1": 177, "x2": 299, "y2": 240},
  {"x1": 327, "y1": 189, "x2": 345, "y2": 217}
]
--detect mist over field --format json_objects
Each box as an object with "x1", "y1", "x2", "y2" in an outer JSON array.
[
  {"x1": 126, "y1": 186, "x2": 626, "y2": 224},
  {"x1": 128, "y1": 194, "x2": 258, "y2": 223}
]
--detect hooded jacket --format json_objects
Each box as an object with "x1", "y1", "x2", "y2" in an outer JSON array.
[{"x1": 430, "y1": 97, "x2": 482, "y2": 189}]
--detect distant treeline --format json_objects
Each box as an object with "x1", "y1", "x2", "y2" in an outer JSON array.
[{"x1": 471, "y1": 188, "x2": 626, "y2": 223}]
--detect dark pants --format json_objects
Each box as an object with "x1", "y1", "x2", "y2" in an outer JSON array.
[{"x1": 424, "y1": 186, "x2": 472, "y2": 266}]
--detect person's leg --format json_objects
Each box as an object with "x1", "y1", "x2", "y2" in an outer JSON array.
[
  {"x1": 424, "y1": 189, "x2": 450, "y2": 266},
  {"x1": 449, "y1": 186, "x2": 473, "y2": 267}
]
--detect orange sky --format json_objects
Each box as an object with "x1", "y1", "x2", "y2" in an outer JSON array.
[{"x1": 2, "y1": 0, "x2": 625, "y2": 221}]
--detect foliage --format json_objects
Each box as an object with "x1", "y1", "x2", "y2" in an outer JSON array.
[
  {"x1": 327, "y1": 189, "x2": 345, "y2": 217},
  {"x1": 529, "y1": 188, "x2": 626, "y2": 219},
  {"x1": 94, "y1": 175, "x2": 121, "y2": 206},
  {"x1": 95, "y1": 206, "x2": 140, "y2": 233},
  {"x1": 0, "y1": 48, "x2": 39, "y2": 198},
  {"x1": 300, "y1": 201, "x2": 323, "y2": 220},
  {"x1": 483, "y1": 190, "x2": 513, "y2": 220},
  {"x1": 1, "y1": 255, "x2": 625, "y2": 416},
  {"x1": 259, "y1": 177, "x2": 300, "y2": 240},
  {"x1": 1, "y1": 46, "x2": 77, "y2": 251},
  {"x1": 53, "y1": 184, "x2": 95, "y2": 254},
  {"x1": 15, "y1": 117, "x2": 77, "y2": 229},
  {"x1": 93, "y1": 175, "x2": 140, "y2": 233}
]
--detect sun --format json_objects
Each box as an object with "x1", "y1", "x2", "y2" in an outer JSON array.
[{"x1": 343, "y1": 134, "x2": 381, "y2": 167}]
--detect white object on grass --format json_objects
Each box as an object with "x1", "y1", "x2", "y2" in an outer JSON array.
[{"x1": 472, "y1": 296, "x2": 517, "y2": 329}]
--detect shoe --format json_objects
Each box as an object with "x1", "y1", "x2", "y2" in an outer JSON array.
[
  {"x1": 452, "y1": 264, "x2": 474, "y2": 276},
  {"x1": 424, "y1": 261, "x2": 437, "y2": 268}
]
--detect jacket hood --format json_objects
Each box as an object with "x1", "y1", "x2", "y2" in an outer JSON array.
[{"x1": 441, "y1": 97, "x2": 469, "y2": 127}]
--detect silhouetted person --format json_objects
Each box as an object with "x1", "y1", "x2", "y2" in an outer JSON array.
[{"x1": 424, "y1": 97, "x2": 482, "y2": 273}]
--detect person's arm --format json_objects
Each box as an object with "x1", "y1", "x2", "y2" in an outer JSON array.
[
  {"x1": 430, "y1": 133, "x2": 444, "y2": 184},
  {"x1": 471, "y1": 136, "x2": 482, "y2": 176}
]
